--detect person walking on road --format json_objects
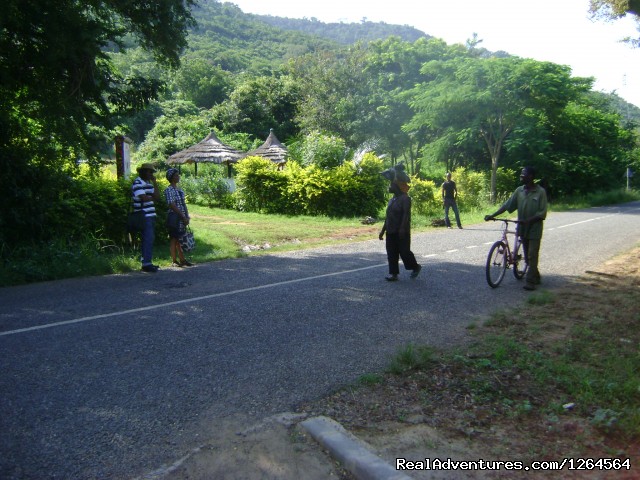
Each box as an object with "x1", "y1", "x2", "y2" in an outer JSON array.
[
  {"x1": 379, "y1": 164, "x2": 422, "y2": 281},
  {"x1": 164, "y1": 168, "x2": 193, "y2": 268},
  {"x1": 442, "y1": 172, "x2": 462, "y2": 229},
  {"x1": 485, "y1": 166, "x2": 548, "y2": 290},
  {"x1": 132, "y1": 163, "x2": 160, "y2": 273}
]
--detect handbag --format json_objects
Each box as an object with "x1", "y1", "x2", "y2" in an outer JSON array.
[
  {"x1": 166, "y1": 210, "x2": 180, "y2": 229},
  {"x1": 179, "y1": 227, "x2": 196, "y2": 252},
  {"x1": 127, "y1": 210, "x2": 145, "y2": 233}
]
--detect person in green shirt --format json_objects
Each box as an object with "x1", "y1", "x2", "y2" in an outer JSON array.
[{"x1": 485, "y1": 166, "x2": 548, "y2": 290}]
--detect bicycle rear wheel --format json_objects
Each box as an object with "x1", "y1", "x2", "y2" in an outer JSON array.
[
  {"x1": 512, "y1": 239, "x2": 528, "y2": 280},
  {"x1": 486, "y1": 241, "x2": 507, "y2": 288}
]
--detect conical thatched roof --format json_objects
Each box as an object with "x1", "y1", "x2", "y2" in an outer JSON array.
[
  {"x1": 244, "y1": 129, "x2": 288, "y2": 164},
  {"x1": 167, "y1": 131, "x2": 243, "y2": 165}
]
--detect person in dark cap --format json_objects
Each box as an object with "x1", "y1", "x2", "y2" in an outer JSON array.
[
  {"x1": 378, "y1": 164, "x2": 422, "y2": 281},
  {"x1": 164, "y1": 168, "x2": 192, "y2": 267},
  {"x1": 132, "y1": 163, "x2": 160, "y2": 272},
  {"x1": 485, "y1": 166, "x2": 547, "y2": 290}
]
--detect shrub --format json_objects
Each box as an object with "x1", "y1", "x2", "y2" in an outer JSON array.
[
  {"x1": 495, "y1": 167, "x2": 519, "y2": 200},
  {"x1": 453, "y1": 167, "x2": 488, "y2": 209},
  {"x1": 234, "y1": 156, "x2": 289, "y2": 213},
  {"x1": 180, "y1": 169, "x2": 233, "y2": 208},
  {"x1": 233, "y1": 153, "x2": 387, "y2": 217},
  {"x1": 299, "y1": 131, "x2": 347, "y2": 169},
  {"x1": 410, "y1": 178, "x2": 440, "y2": 217},
  {"x1": 305, "y1": 154, "x2": 386, "y2": 217}
]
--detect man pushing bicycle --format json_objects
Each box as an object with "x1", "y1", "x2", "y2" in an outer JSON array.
[{"x1": 485, "y1": 166, "x2": 548, "y2": 291}]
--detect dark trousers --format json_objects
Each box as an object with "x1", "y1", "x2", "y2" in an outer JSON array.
[
  {"x1": 141, "y1": 216, "x2": 156, "y2": 267},
  {"x1": 444, "y1": 198, "x2": 462, "y2": 228},
  {"x1": 522, "y1": 237, "x2": 541, "y2": 285},
  {"x1": 386, "y1": 233, "x2": 419, "y2": 274}
]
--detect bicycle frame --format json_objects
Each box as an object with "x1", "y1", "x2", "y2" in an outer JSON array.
[{"x1": 485, "y1": 219, "x2": 527, "y2": 288}]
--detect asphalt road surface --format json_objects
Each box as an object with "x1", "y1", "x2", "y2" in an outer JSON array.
[{"x1": 1, "y1": 202, "x2": 639, "y2": 479}]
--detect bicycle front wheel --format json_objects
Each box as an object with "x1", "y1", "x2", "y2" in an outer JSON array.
[
  {"x1": 486, "y1": 241, "x2": 507, "y2": 288},
  {"x1": 512, "y1": 239, "x2": 528, "y2": 280}
]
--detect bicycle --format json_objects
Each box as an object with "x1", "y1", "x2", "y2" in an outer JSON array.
[{"x1": 485, "y1": 218, "x2": 528, "y2": 288}]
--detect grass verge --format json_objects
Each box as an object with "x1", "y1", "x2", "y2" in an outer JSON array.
[{"x1": 2, "y1": 190, "x2": 638, "y2": 287}]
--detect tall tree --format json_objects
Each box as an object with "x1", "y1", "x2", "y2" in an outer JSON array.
[
  {"x1": 364, "y1": 37, "x2": 468, "y2": 172},
  {"x1": 286, "y1": 45, "x2": 375, "y2": 146},
  {"x1": 209, "y1": 75, "x2": 300, "y2": 141},
  {"x1": 1, "y1": 0, "x2": 196, "y2": 167},
  {"x1": 407, "y1": 57, "x2": 591, "y2": 201},
  {"x1": 0, "y1": 0, "x2": 195, "y2": 248},
  {"x1": 171, "y1": 57, "x2": 233, "y2": 108}
]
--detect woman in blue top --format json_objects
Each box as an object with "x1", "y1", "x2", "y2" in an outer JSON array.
[{"x1": 165, "y1": 168, "x2": 193, "y2": 267}]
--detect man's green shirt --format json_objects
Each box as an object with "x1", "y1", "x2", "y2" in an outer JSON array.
[{"x1": 502, "y1": 184, "x2": 548, "y2": 239}]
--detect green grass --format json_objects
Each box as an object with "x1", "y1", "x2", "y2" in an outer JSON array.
[
  {"x1": 0, "y1": 235, "x2": 141, "y2": 287},
  {"x1": 383, "y1": 253, "x2": 640, "y2": 440},
  {"x1": 549, "y1": 188, "x2": 640, "y2": 211},
  {"x1": 2, "y1": 189, "x2": 638, "y2": 287},
  {"x1": 387, "y1": 344, "x2": 437, "y2": 374},
  {"x1": 187, "y1": 204, "x2": 378, "y2": 256}
]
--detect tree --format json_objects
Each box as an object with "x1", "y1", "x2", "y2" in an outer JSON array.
[
  {"x1": 1, "y1": 0, "x2": 196, "y2": 167},
  {"x1": 545, "y1": 100, "x2": 636, "y2": 195},
  {"x1": 364, "y1": 37, "x2": 469, "y2": 172},
  {"x1": 591, "y1": 0, "x2": 640, "y2": 17},
  {"x1": 172, "y1": 57, "x2": 233, "y2": 108},
  {"x1": 407, "y1": 57, "x2": 591, "y2": 201},
  {"x1": 287, "y1": 45, "x2": 374, "y2": 146},
  {"x1": 297, "y1": 131, "x2": 347, "y2": 169},
  {"x1": 0, "y1": 0, "x2": 195, "y2": 248},
  {"x1": 210, "y1": 75, "x2": 299, "y2": 140},
  {"x1": 590, "y1": 0, "x2": 640, "y2": 46}
]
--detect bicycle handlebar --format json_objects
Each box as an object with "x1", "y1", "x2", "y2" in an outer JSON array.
[{"x1": 486, "y1": 217, "x2": 521, "y2": 224}]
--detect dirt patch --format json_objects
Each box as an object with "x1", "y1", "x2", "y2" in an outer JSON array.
[
  {"x1": 190, "y1": 214, "x2": 250, "y2": 226},
  {"x1": 161, "y1": 247, "x2": 640, "y2": 480},
  {"x1": 157, "y1": 413, "x2": 351, "y2": 480}
]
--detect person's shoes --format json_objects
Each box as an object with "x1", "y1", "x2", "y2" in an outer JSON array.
[
  {"x1": 180, "y1": 260, "x2": 193, "y2": 267},
  {"x1": 523, "y1": 283, "x2": 536, "y2": 291},
  {"x1": 458, "y1": 226, "x2": 463, "y2": 229},
  {"x1": 447, "y1": 226, "x2": 452, "y2": 229},
  {"x1": 385, "y1": 274, "x2": 398, "y2": 282},
  {"x1": 410, "y1": 264, "x2": 422, "y2": 279},
  {"x1": 172, "y1": 261, "x2": 183, "y2": 268},
  {"x1": 142, "y1": 265, "x2": 159, "y2": 273}
]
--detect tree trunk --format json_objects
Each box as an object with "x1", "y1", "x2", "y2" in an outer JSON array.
[{"x1": 482, "y1": 116, "x2": 511, "y2": 204}]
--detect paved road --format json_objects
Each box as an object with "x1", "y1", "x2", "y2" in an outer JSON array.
[{"x1": 1, "y1": 202, "x2": 639, "y2": 479}]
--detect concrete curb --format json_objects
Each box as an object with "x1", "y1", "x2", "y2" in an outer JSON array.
[{"x1": 300, "y1": 416, "x2": 413, "y2": 480}]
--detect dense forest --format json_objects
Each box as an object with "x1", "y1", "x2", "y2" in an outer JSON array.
[
  {"x1": 129, "y1": 1, "x2": 640, "y2": 189},
  {"x1": 2, "y1": 0, "x2": 640, "y2": 254}
]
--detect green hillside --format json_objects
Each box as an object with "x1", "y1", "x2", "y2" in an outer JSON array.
[
  {"x1": 252, "y1": 15, "x2": 430, "y2": 44},
  {"x1": 185, "y1": 1, "x2": 340, "y2": 73}
]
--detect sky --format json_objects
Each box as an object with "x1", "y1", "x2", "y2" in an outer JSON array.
[{"x1": 228, "y1": 0, "x2": 640, "y2": 107}]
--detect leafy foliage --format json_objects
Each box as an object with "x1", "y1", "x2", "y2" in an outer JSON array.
[
  {"x1": 209, "y1": 75, "x2": 300, "y2": 140},
  {"x1": 1, "y1": 0, "x2": 195, "y2": 252},
  {"x1": 296, "y1": 131, "x2": 348, "y2": 169},
  {"x1": 180, "y1": 169, "x2": 233, "y2": 208},
  {"x1": 234, "y1": 154, "x2": 386, "y2": 217},
  {"x1": 453, "y1": 168, "x2": 489, "y2": 209},
  {"x1": 4, "y1": 0, "x2": 640, "y2": 266},
  {"x1": 590, "y1": 0, "x2": 640, "y2": 47},
  {"x1": 408, "y1": 178, "x2": 440, "y2": 216},
  {"x1": 255, "y1": 16, "x2": 429, "y2": 45}
]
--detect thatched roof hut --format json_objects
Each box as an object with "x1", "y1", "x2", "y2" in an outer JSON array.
[
  {"x1": 243, "y1": 129, "x2": 288, "y2": 165},
  {"x1": 168, "y1": 131, "x2": 243, "y2": 166}
]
